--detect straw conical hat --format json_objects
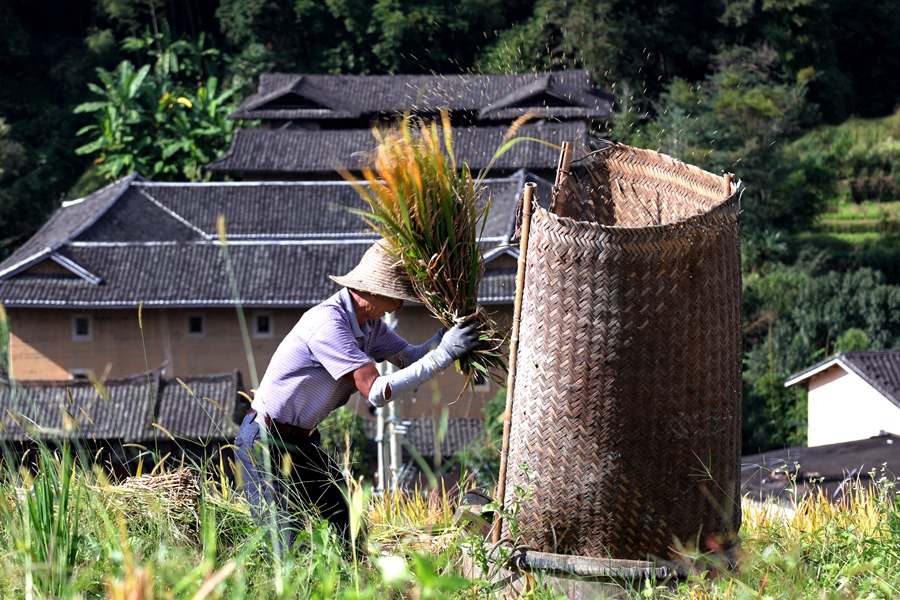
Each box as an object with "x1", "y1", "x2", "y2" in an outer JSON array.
[{"x1": 330, "y1": 243, "x2": 420, "y2": 303}]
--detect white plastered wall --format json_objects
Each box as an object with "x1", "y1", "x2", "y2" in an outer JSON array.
[{"x1": 807, "y1": 366, "x2": 900, "y2": 446}]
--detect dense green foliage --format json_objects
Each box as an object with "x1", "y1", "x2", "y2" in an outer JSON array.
[
  {"x1": 74, "y1": 60, "x2": 237, "y2": 183},
  {"x1": 3, "y1": 0, "x2": 900, "y2": 453},
  {"x1": 216, "y1": 0, "x2": 535, "y2": 75},
  {"x1": 318, "y1": 406, "x2": 375, "y2": 474}
]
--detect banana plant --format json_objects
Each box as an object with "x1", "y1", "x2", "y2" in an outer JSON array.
[
  {"x1": 74, "y1": 61, "x2": 153, "y2": 179},
  {"x1": 74, "y1": 57, "x2": 241, "y2": 182}
]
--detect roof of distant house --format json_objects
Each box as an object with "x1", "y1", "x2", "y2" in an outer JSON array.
[
  {"x1": 207, "y1": 121, "x2": 598, "y2": 175},
  {"x1": 742, "y1": 433, "x2": 900, "y2": 501},
  {"x1": 0, "y1": 171, "x2": 550, "y2": 308},
  {"x1": 0, "y1": 369, "x2": 240, "y2": 443},
  {"x1": 785, "y1": 350, "x2": 900, "y2": 409},
  {"x1": 361, "y1": 417, "x2": 484, "y2": 458},
  {"x1": 229, "y1": 71, "x2": 613, "y2": 122}
]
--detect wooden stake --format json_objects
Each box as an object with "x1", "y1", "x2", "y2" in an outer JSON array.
[
  {"x1": 551, "y1": 141, "x2": 574, "y2": 216},
  {"x1": 724, "y1": 173, "x2": 732, "y2": 197},
  {"x1": 493, "y1": 182, "x2": 536, "y2": 544}
]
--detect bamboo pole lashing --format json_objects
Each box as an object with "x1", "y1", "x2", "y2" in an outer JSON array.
[
  {"x1": 493, "y1": 181, "x2": 536, "y2": 544},
  {"x1": 551, "y1": 141, "x2": 574, "y2": 216}
]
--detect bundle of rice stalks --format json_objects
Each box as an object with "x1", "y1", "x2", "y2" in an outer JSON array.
[{"x1": 341, "y1": 111, "x2": 510, "y2": 383}]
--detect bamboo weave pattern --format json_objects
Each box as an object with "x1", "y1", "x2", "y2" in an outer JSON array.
[{"x1": 503, "y1": 144, "x2": 742, "y2": 559}]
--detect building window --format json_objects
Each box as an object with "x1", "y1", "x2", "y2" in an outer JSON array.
[
  {"x1": 472, "y1": 371, "x2": 491, "y2": 393},
  {"x1": 70, "y1": 369, "x2": 91, "y2": 380},
  {"x1": 72, "y1": 315, "x2": 92, "y2": 341},
  {"x1": 187, "y1": 313, "x2": 205, "y2": 338},
  {"x1": 253, "y1": 311, "x2": 274, "y2": 338}
]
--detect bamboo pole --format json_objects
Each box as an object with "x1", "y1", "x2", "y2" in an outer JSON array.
[
  {"x1": 551, "y1": 141, "x2": 574, "y2": 216},
  {"x1": 493, "y1": 181, "x2": 536, "y2": 544}
]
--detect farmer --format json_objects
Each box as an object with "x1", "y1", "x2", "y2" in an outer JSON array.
[{"x1": 233, "y1": 241, "x2": 479, "y2": 552}]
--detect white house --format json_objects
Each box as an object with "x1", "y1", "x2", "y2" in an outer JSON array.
[{"x1": 785, "y1": 350, "x2": 900, "y2": 447}]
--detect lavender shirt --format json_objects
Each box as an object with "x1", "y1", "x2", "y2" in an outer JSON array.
[{"x1": 252, "y1": 289, "x2": 409, "y2": 429}]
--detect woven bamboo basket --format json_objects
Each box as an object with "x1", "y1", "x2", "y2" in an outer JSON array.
[{"x1": 501, "y1": 143, "x2": 742, "y2": 560}]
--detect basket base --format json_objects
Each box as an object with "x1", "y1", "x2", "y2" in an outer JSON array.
[{"x1": 461, "y1": 545, "x2": 683, "y2": 600}]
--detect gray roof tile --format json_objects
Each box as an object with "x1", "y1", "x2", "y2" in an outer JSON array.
[
  {"x1": 0, "y1": 371, "x2": 159, "y2": 442},
  {"x1": 0, "y1": 173, "x2": 553, "y2": 308},
  {"x1": 787, "y1": 350, "x2": 900, "y2": 409},
  {"x1": 0, "y1": 370, "x2": 241, "y2": 443},
  {"x1": 362, "y1": 417, "x2": 484, "y2": 457},
  {"x1": 742, "y1": 433, "x2": 900, "y2": 501},
  {"x1": 0, "y1": 175, "x2": 138, "y2": 279},
  {"x1": 207, "y1": 122, "x2": 596, "y2": 175},
  {"x1": 230, "y1": 71, "x2": 612, "y2": 121},
  {"x1": 155, "y1": 373, "x2": 240, "y2": 441}
]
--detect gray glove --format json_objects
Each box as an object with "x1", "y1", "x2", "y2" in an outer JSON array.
[
  {"x1": 437, "y1": 317, "x2": 480, "y2": 361},
  {"x1": 368, "y1": 316, "x2": 480, "y2": 407}
]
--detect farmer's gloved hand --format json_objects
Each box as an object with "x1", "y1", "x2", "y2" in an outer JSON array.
[
  {"x1": 437, "y1": 317, "x2": 480, "y2": 362},
  {"x1": 368, "y1": 317, "x2": 479, "y2": 407}
]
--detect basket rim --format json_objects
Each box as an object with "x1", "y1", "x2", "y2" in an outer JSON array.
[
  {"x1": 536, "y1": 188, "x2": 741, "y2": 235},
  {"x1": 575, "y1": 143, "x2": 736, "y2": 189}
]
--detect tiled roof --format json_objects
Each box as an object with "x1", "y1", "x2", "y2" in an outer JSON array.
[
  {"x1": 0, "y1": 370, "x2": 240, "y2": 443},
  {"x1": 362, "y1": 417, "x2": 484, "y2": 458},
  {"x1": 155, "y1": 373, "x2": 240, "y2": 441},
  {"x1": 229, "y1": 71, "x2": 613, "y2": 121},
  {"x1": 742, "y1": 433, "x2": 900, "y2": 501},
  {"x1": 0, "y1": 371, "x2": 158, "y2": 442},
  {"x1": 0, "y1": 173, "x2": 552, "y2": 308},
  {"x1": 0, "y1": 175, "x2": 138, "y2": 279},
  {"x1": 786, "y1": 350, "x2": 900, "y2": 409},
  {"x1": 206, "y1": 122, "x2": 597, "y2": 175}
]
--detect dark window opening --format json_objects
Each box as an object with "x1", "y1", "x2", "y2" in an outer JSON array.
[
  {"x1": 188, "y1": 315, "x2": 205, "y2": 336},
  {"x1": 74, "y1": 317, "x2": 90, "y2": 337}
]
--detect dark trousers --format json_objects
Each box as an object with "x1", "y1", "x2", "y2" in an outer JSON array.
[{"x1": 233, "y1": 411, "x2": 351, "y2": 552}]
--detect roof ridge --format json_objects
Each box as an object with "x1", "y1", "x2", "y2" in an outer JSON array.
[{"x1": 136, "y1": 188, "x2": 212, "y2": 240}]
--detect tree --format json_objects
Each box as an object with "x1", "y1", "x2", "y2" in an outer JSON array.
[
  {"x1": 480, "y1": 0, "x2": 722, "y2": 98},
  {"x1": 721, "y1": 0, "x2": 900, "y2": 122},
  {"x1": 73, "y1": 47, "x2": 240, "y2": 184},
  {"x1": 217, "y1": 0, "x2": 534, "y2": 75},
  {"x1": 611, "y1": 44, "x2": 827, "y2": 235},
  {"x1": 0, "y1": 0, "x2": 102, "y2": 257}
]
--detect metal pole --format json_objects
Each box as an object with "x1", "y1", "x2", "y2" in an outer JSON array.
[
  {"x1": 375, "y1": 404, "x2": 387, "y2": 493},
  {"x1": 384, "y1": 312, "x2": 402, "y2": 492},
  {"x1": 388, "y1": 379, "x2": 401, "y2": 492},
  {"x1": 493, "y1": 182, "x2": 536, "y2": 543}
]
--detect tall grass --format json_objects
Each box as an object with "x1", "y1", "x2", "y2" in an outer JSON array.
[
  {"x1": 4, "y1": 444, "x2": 83, "y2": 598},
  {"x1": 652, "y1": 476, "x2": 900, "y2": 599},
  {"x1": 3, "y1": 445, "x2": 900, "y2": 598},
  {"x1": 0, "y1": 443, "x2": 483, "y2": 599}
]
